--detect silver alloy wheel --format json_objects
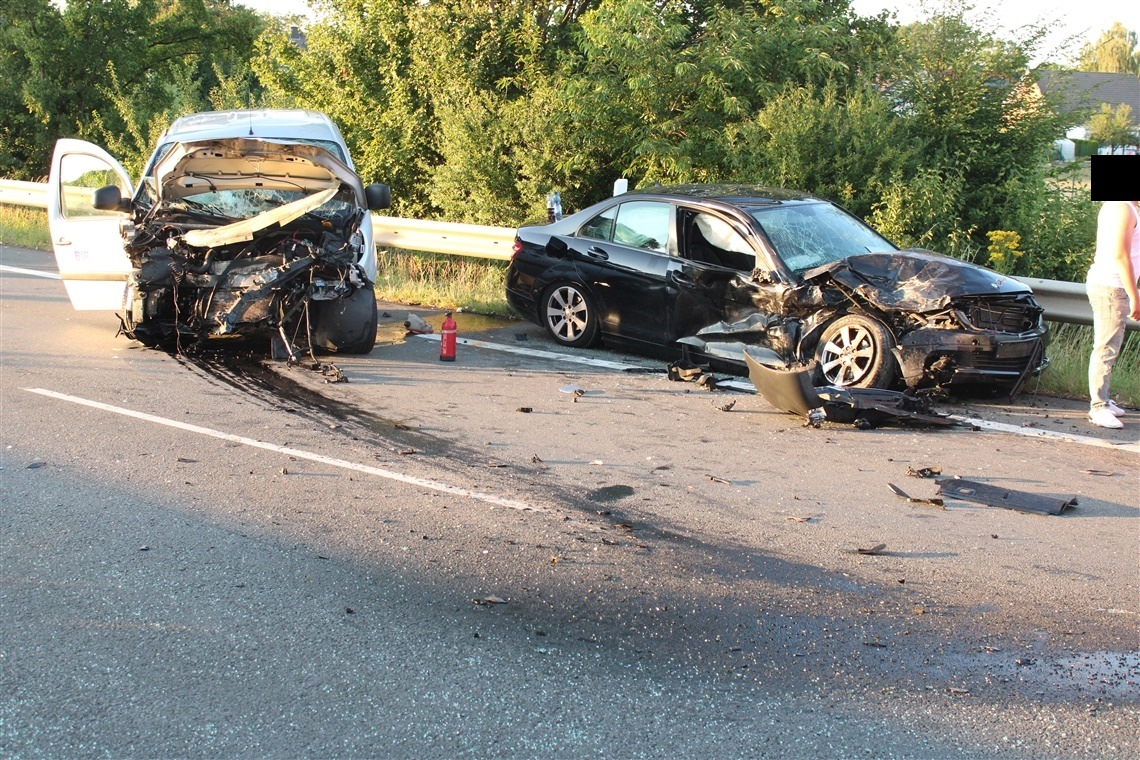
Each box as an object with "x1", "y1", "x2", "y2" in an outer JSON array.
[
  {"x1": 819, "y1": 323, "x2": 877, "y2": 385},
  {"x1": 545, "y1": 285, "x2": 590, "y2": 342}
]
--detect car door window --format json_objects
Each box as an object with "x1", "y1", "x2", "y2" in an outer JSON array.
[
  {"x1": 612, "y1": 202, "x2": 670, "y2": 252},
  {"x1": 578, "y1": 206, "x2": 617, "y2": 241},
  {"x1": 683, "y1": 211, "x2": 756, "y2": 270},
  {"x1": 58, "y1": 153, "x2": 130, "y2": 219}
]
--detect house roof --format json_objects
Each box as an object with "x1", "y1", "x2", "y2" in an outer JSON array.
[{"x1": 1034, "y1": 70, "x2": 1140, "y2": 126}]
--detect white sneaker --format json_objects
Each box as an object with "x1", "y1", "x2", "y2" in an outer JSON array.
[
  {"x1": 1107, "y1": 400, "x2": 1127, "y2": 417},
  {"x1": 1090, "y1": 407, "x2": 1124, "y2": 429}
]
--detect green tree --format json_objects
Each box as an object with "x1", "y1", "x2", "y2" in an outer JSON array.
[
  {"x1": 0, "y1": 0, "x2": 264, "y2": 180},
  {"x1": 1078, "y1": 22, "x2": 1140, "y2": 75},
  {"x1": 0, "y1": 0, "x2": 65, "y2": 179},
  {"x1": 869, "y1": 10, "x2": 1063, "y2": 255},
  {"x1": 1088, "y1": 103, "x2": 1138, "y2": 152}
]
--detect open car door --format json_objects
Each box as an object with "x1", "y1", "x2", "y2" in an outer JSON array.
[{"x1": 47, "y1": 139, "x2": 133, "y2": 310}]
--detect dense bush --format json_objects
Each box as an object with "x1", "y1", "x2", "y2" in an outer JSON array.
[{"x1": 0, "y1": 0, "x2": 1110, "y2": 281}]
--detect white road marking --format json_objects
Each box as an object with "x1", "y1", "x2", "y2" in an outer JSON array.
[
  {"x1": 23, "y1": 388, "x2": 542, "y2": 512},
  {"x1": 414, "y1": 334, "x2": 1139, "y2": 452},
  {"x1": 949, "y1": 415, "x2": 1139, "y2": 453},
  {"x1": 414, "y1": 333, "x2": 651, "y2": 371},
  {"x1": 0, "y1": 264, "x2": 61, "y2": 280}
]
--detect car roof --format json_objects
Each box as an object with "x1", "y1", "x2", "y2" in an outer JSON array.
[
  {"x1": 635, "y1": 184, "x2": 820, "y2": 206},
  {"x1": 161, "y1": 109, "x2": 345, "y2": 145}
]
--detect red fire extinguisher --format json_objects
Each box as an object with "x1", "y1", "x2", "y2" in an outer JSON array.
[{"x1": 440, "y1": 311, "x2": 457, "y2": 362}]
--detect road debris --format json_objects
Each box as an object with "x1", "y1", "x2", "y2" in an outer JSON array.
[
  {"x1": 516, "y1": 407, "x2": 533, "y2": 413},
  {"x1": 907, "y1": 466, "x2": 942, "y2": 478},
  {"x1": 708, "y1": 475, "x2": 731, "y2": 484},
  {"x1": 715, "y1": 399, "x2": 737, "y2": 412},
  {"x1": 744, "y1": 349, "x2": 956, "y2": 429},
  {"x1": 935, "y1": 477, "x2": 1078, "y2": 516},
  {"x1": 785, "y1": 516, "x2": 816, "y2": 523},
  {"x1": 404, "y1": 313, "x2": 434, "y2": 335},
  {"x1": 666, "y1": 357, "x2": 709, "y2": 383},
  {"x1": 888, "y1": 483, "x2": 946, "y2": 509},
  {"x1": 316, "y1": 362, "x2": 347, "y2": 383},
  {"x1": 473, "y1": 596, "x2": 507, "y2": 606},
  {"x1": 844, "y1": 543, "x2": 887, "y2": 555},
  {"x1": 26, "y1": 462, "x2": 47, "y2": 469},
  {"x1": 1083, "y1": 469, "x2": 1120, "y2": 477}
]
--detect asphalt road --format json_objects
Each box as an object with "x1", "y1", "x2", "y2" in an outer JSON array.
[{"x1": 1, "y1": 245, "x2": 1138, "y2": 759}]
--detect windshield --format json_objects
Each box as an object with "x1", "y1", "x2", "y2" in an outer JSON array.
[
  {"x1": 160, "y1": 188, "x2": 359, "y2": 229},
  {"x1": 749, "y1": 202, "x2": 896, "y2": 272},
  {"x1": 135, "y1": 138, "x2": 350, "y2": 211}
]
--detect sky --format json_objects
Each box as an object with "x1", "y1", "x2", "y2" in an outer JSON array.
[{"x1": 237, "y1": 0, "x2": 1139, "y2": 67}]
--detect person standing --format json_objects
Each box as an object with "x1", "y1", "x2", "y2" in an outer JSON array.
[{"x1": 1086, "y1": 200, "x2": 1140, "y2": 429}]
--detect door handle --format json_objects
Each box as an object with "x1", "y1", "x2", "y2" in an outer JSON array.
[
  {"x1": 585, "y1": 246, "x2": 609, "y2": 261},
  {"x1": 56, "y1": 237, "x2": 72, "y2": 246}
]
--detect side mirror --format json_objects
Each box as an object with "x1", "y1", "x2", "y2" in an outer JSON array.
[
  {"x1": 365, "y1": 183, "x2": 391, "y2": 211},
  {"x1": 92, "y1": 185, "x2": 128, "y2": 212}
]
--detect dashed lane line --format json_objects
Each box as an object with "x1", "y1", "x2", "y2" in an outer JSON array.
[
  {"x1": 0, "y1": 264, "x2": 61, "y2": 279},
  {"x1": 23, "y1": 388, "x2": 542, "y2": 512}
]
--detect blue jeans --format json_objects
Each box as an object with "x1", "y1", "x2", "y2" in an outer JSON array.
[{"x1": 1087, "y1": 283, "x2": 1129, "y2": 410}]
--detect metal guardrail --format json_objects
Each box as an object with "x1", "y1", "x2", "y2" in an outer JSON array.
[
  {"x1": 1012, "y1": 275, "x2": 1138, "y2": 330},
  {"x1": 4, "y1": 177, "x2": 1136, "y2": 330},
  {"x1": 0, "y1": 179, "x2": 49, "y2": 209},
  {"x1": 373, "y1": 216, "x2": 514, "y2": 261}
]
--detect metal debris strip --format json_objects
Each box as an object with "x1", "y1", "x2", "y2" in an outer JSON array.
[
  {"x1": 888, "y1": 483, "x2": 946, "y2": 509},
  {"x1": 935, "y1": 477, "x2": 1078, "y2": 516}
]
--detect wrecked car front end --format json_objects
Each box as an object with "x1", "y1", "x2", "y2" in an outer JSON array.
[
  {"x1": 801, "y1": 252, "x2": 1048, "y2": 391},
  {"x1": 111, "y1": 138, "x2": 385, "y2": 356}
]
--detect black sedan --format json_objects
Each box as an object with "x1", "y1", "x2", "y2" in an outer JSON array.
[{"x1": 506, "y1": 185, "x2": 1047, "y2": 392}]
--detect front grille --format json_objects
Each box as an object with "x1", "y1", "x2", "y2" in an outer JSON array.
[
  {"x1": 958, "y1": 295, "x2": 1043, "y2": 333},
  {"x1": 957, "y1": 354, "x2": 1037, "y2": 373}
]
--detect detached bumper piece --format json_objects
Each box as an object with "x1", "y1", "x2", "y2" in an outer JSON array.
[
  {"x1": 935, "y1": 478, "x2": 1078, "y2": 516},
  {"x1": 743, "y1": 348, "x2": 955, "y2": 429}
]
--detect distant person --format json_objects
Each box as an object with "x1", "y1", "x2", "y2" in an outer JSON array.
[{"x1": 1086, "y1": 200, "x2": 1139, "y2": 429}]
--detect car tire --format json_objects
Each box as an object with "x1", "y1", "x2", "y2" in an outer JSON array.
[
  {"x1": 311, "y1": 287, "x2": 378, "y2": 354},
  {"x1": 816, "y1": 314, "x2": 897, "y2": 388},
  {"x1": 542, "y1": 282, "x2": 599, "y2": 348}
]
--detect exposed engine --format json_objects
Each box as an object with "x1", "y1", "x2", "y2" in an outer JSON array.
[{"x1": 119, "y1": 190, "x2": 372, "y2": 354}]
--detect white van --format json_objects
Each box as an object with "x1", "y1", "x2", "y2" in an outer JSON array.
[{"x1": 47, "y1": 109, "x2": 391, "y2": 355}]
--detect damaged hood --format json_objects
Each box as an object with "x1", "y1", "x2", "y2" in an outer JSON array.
[
  {"x1": 801, "y1": 250, "x2": 1031, "y2": 313},
  {"x1": 152, "y1": 138, "x2": 366, "y2": 207}
]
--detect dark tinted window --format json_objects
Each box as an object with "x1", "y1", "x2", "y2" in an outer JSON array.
[{"x1": 579, "y1": 206, "x2": 617, "y2": 241}]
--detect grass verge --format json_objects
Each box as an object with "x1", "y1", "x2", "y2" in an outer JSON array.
[
  {"x1": 1030, "y1": 322, "x2": 1138, "y2": 407},
  {"x1": 375, "y1": 249, "x2": 512, "y2": 317},
  {"x1": 0, "y1": 204, "x2": 51, "y2": 250}
]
